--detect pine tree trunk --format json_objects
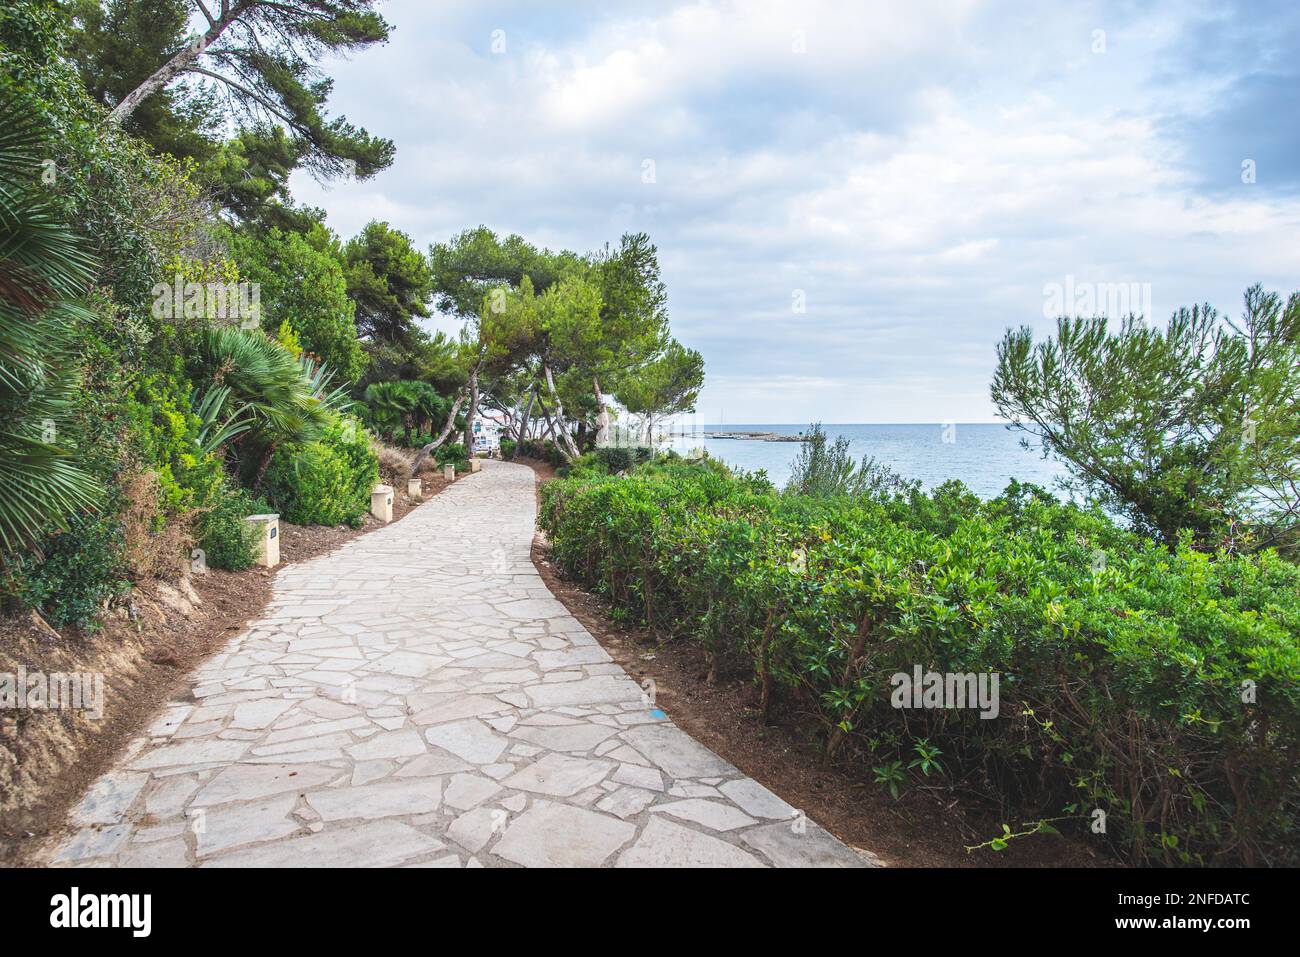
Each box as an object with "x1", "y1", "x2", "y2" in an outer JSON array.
[
  {"x1": 514, "y1": 392, "x2": 535, "y2": 460},
  {"x1": 109, "y1": 10, "x2": 243, "y2": 123},
  {"x1": 593, "y1": 375, "x2": 611, "y2": 447},
  {"x1": 461, "y1": 369, "x2": 479, "y2": 457},
  {"x1": 542, "y1": 363, "x2": 579, "y2": 461},
  {"x1": 409, "y1": 391, "x2": 466, "y2": 476}
]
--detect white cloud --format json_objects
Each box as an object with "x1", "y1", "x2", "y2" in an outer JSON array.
[{"x1": 291, "y1": 0, "x2": 1300, "y2": 422}]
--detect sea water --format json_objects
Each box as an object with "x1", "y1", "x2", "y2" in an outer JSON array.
[{"x1": 657, "y1": 423, "x2": 1067, "y2": 498}]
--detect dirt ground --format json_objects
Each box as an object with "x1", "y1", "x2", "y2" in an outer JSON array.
[
  {"x1": 521, "y1": 457, "x2": 1109, "y2": 868},
  {"x1": 0, "y1": 471, "x2": 450, "y2": 866}
]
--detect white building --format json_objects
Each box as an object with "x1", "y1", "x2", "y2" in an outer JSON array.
[{"x1": 471, "y1": 414, "x2": 504, "y2": 454}]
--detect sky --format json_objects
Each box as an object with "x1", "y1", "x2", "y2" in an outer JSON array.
[{"x1": 289, "y1": 0, "x2": 1300, "y2": 424}]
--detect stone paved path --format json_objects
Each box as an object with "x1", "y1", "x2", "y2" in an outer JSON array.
[{"x1": 48, "y1": 460, "x2": 873, "y2": 868}]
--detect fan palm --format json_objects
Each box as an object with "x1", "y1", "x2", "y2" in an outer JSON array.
[
  {"x1": 0, "y1": 104, "x2": 100, "y2": 554},
  {"x1": 192, "y1": 384, "x2": 252, "y2": 457},
  {"x1": 363, "y1": 379, "x2": 442, "y2": 443},
  {"x1": 300, "y1": 352, "x2": 355, "y2": 419},
  {"x1": 194, "y1": 326, "x2": 350, "y2": 487}
]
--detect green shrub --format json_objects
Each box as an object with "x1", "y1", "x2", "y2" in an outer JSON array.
[
  {"x1": 433, "y1": 441, "x2": 470, "y2": 474},
  {"x1": 127, "y1": 366, "x2": 229, "y2": 513},
  {"x1": 539, "y1": 467, "x2": 1300, "y2": 866},
  {"x1": 500, "y1": 438, "x2": 516, "y2": 459},
  {"x1": 7, "y1": 511, "x2": 130, "y2": 630},
  {"x1": 559, "y1": 447, "x2": 658, "y2": 479},
  {"x1": 198, "y1": 487, "x2": 269, "y2": 571},
  {"x1": 514, "y1": 438, "x2": 566, "y2": 466},
  {"x1": 264, "y1": 416, "x2": 378, "y2": 526},
  {"x1": 786, "y1": 423, "x2": 918, "y2": 499},
  {"x1": 434, "y1": 442, "x2": 466, "y2": 465},
  {"x1": 559, "y1": 456, "x2": 607, "y2": 480},
  {"x1": 594, "y1": 446, "x2": 652, "y2": 474}
]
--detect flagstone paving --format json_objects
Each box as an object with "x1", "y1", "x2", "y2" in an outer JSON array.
[{"x1": 46, "y1": 460, "x2": 876, "y2": 868}]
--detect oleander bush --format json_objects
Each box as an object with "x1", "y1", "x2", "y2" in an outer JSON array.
[
  {"x1": 539, "y1": 464, "x2": 1300, "y2": 866},
  {"x1": 559, "y1": 454, "x2": 608, "y2": 480}
]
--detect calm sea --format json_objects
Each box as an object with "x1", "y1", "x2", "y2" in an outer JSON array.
[{"x1": 659, "y1": 423, "x2": 1067, "y2": 498}]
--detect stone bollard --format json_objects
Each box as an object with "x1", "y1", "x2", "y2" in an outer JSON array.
[
  {"x1": 443, "y1": 464, "x2": 456, "y2": 482},
  {"x1": 243, "y1": 514, "x2": 280, "y2": 568},
  {"x1": 407, "y1": 477, "x2": 423, "y2": 500},
  {"x1": 370, "y1": 484, "x2": 393, "y2": 523},
  {"x1": 470, "y1": 458, "x2": 482, "y2": 473}
]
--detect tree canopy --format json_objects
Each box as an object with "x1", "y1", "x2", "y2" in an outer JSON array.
[
  {"x1": 64, "y1": 0, "x2": 221, "y2": 163},
  {"x1": 992, "y1": 284, "x2": 1300, "y2": 552},
  {"x1": 344, "y1": 221, "x2": 433, "y2": 346},
  {"x1": 616, "y1": 339, "x2": 705, "y2": 441},
  {"x1": 230, "y1": 222, "x2": 366, "y2": 382},
  {"x1": 63, "y1": 0, "x2": 394, "y2": 224}
]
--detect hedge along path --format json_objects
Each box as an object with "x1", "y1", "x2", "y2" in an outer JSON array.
[{"x1": 45, "y1": 460, "x2": 875, "y2": 868}]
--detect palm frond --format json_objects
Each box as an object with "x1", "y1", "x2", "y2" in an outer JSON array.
[
  {"x1": 196, "y1": 326, "x2": 334, "y2": 450},
  {"x1": 301, "y1": 353, "x2": 354, "y2": 415},
  {"x1": 0, "y1": 104, "x2": 100, "y2": 554},
  {"x1": 193, "y1": 384, "x2": 253, "y2": 456}
]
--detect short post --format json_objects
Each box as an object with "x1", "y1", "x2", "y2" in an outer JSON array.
[
  {"x1": 470, "y1": 458, "x2": 482, "y2": 473},
  {"x1": 443, "y1": 464, "x2": 456, "y2": 482},
  {"x1": 407, "y1": 477, "x2": 423, "y2": 500},
  {"x1": 243, "y1": 514, "x2": 280, "y2": 568},
  {"x1": 370, "y1": 484, "x2": 393, "y2": 522}
]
